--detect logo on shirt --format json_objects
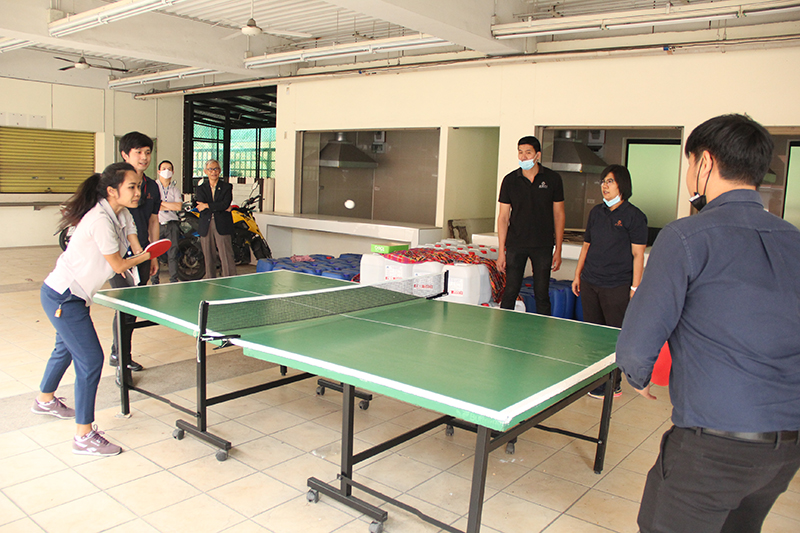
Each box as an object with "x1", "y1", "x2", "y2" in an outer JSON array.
[
  {"x1": 615, "y1": 220, "x2": 623, "y2": 227},
  {"x1": 539, "y1": 182, "x2": 548, "y2": 189}
]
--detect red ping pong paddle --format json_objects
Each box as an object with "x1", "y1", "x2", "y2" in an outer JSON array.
[
  {"x1": 141, "y1": 238, "x2": 171, "y2": 259},
  {"x1": 651, "y1": 342, "x2": 672, "y2": 386}
]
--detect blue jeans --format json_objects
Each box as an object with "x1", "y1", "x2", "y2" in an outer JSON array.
[{"x1": 40, "y1": 284, "x2": 104, "y2": 425}]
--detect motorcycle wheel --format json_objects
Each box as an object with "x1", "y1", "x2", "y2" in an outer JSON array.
[
  {"x1": 177, "y1": 238, "x2": 205, "y2": 281},
  {"x1": 58, "y1": 227, "x2": 75, "y2": 251},
  {"x1": 232, "y1": 231, "x2": 251, "y2": 265},
  {"x1": 234, "y1": 242, "x2": 251, "y2": 265},
  {"x1": 251, "y1": 237, "x2": 272, "y2": 259}
]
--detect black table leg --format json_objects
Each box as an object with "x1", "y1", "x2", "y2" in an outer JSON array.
[
  {"x1": 593, "y1": 369, "x2": 618, "y2": 474},
  {"x1": 466, "y1": 425, "x2": 491, "y2": 533},
  {"x1": 116, "y1": 311, "x2": 131, "y2": 416}
]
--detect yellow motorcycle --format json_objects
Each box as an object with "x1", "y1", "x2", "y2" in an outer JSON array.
[{"x1": 230, "y1": 194, "x2": 272, "y2": 264}]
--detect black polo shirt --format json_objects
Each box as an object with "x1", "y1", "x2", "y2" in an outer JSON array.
[
  {"x1": 129, "y1": 174, "x2": 161, "y2": 247},
  {"x1": 581, "y1": 200, "x2": 648, "y2": 288},
  {"x1": 498, "y1": 166, "x2": 564, "y2": 248}
]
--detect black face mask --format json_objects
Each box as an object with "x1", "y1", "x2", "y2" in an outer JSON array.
[
  {"x1": 689, "y1": 160, "x2": 713, "y2": 211},
  {"x1": 689, "y1": 192, "x2": 707, "y2": 211}
]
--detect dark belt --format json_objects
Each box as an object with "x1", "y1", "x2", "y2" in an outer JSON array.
[{"x1": 693, "y1": 427, "x2": 800, "y2": 444}]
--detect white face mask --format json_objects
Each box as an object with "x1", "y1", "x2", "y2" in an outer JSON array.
[
  {"x1": 603, "y1": 195, "x2": 621, "y2": 208},
  {"x1": 159, "y1": 169, "x2": 173, "y2": 180}
]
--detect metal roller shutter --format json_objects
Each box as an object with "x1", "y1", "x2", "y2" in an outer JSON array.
[{"x1": 0, "y1": 127, "x2": 95, "y2": 193}]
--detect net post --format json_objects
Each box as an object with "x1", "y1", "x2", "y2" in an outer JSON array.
[{"x1": 425, "y1": 269, "x2": 449, "y2": 300}]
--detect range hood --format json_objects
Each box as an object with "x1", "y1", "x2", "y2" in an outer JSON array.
[
  {"x1": 549, "y1": 131, "x2": 607, "y2": 174},
  {"x1": 319, "y1": 132, "x2": 378, "y2": 169}
]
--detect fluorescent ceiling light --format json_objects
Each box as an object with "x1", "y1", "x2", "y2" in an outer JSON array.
[
  {"x1": 606, "y1": 13, "x2": 739, "y2": 30},
  {"x1": 0, "y1": 38, "x2": 32, "y2": 53},
  {"x1": 109, "y1": 67, "x2": 214, "y2": 88},
  {"x1": 494, "y1": 26, "x2": 600, "y2": 39},
  {"x1": 303, "y1": 45, "x2": 371, "y2": 60},
  {"x1": 745, "y1": 5, "x2": 800, "y2": 17},
  {"x1": 245, "y1": 34, "x2": 450, "y2": 69},
  {"x1": 371, "y1": 39, "x2": 451, "y2": 53},
  {"x1": 245, "y1": 55, "x2": 303, "y2": 67},
  {"x1": 50, "y1": 0, "x2": 182, "y2": 38}
]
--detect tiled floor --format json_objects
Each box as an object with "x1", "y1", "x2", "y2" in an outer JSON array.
[{"x1": 1, "y1": 246, "x2": 798, "y2": 533}]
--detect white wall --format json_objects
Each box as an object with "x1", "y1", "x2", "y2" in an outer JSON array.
[
  {"x1": 0, "y1": 77, "x2": 183, "y2": 247},
  {"x1": 274, "y1": 46, "x2": 800, "y2": 229},
  {"x1": 5, "y1": 45, "x2": 800, "y2": 250}
]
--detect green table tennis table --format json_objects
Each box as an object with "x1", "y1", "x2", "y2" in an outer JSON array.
[{"x1": 95, "y1": 270, "x2": 620, "y2": 533}]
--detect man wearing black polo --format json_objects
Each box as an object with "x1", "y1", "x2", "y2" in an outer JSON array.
[
  {"x1": 497, "y1": 136, "x2": 565, "y2": 314},
  {"x1": 617, "y1": 114, "x2": 800, "y2": 533}
]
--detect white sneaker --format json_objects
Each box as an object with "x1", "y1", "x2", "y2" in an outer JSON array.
[
  {"x1": 31, "y1": 397, "x2": 75, "y2": 419},
  {"x1": 73, "y1": 425, "x2": 122, "y2": 456}
]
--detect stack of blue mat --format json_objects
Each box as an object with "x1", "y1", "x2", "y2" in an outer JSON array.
[
  {"x1": 256, "y1": 254, "x2": 362, "y2": 281},
  {"x1": 518, "y1": 278, "x2": 582, "y2": 321}
]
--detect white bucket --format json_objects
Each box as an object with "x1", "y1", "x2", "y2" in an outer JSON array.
[
  {"x1": 412, "y1": 262, "x2": 444, "y2": 295},
  {"x1": 442, "y1": 263, "x2": 492, "y2": 305},
  {"x1": 360, "y1": 254, "x2": 387, "y2": 284},
  {"x1": 384, "y1": 258, "x2": 413, "y2": 280}
]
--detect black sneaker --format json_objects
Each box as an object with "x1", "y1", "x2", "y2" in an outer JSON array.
[
  {"x1": 108, "y1": 354, "x2": 144, "y2": 372},
  {"x1": 588, "y1": 383, "x2": 622, "y2": 399}
]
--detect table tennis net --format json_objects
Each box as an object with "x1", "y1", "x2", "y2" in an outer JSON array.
[{"x1": 204, "y1": 273, "x2": 446, "y2": 333}]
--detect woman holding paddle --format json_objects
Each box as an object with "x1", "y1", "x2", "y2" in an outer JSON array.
[{"x1": 33, "y1": 162, "x2": 155, "y2": 456}]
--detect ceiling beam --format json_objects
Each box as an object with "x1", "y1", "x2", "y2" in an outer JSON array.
[
  {"x1": 0, "y1": 0, "x2": 277, "y2": 77},
  {"x1": 323, "y1": 0, "x2": 521, "y2": 55}
]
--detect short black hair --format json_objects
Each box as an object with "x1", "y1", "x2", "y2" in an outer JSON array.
[
  {"x1": 158, "y1": 160, "x2": 174, "y2": 171},
  {"x1": 601, "y1": 164, "x2": 633, "y2": 201},
  {"x1": 119, "y1": 131, "x2": 153, "y2": 156},
  {"x1": 685, "y1": 114, "x2": 773, "y2": 187},
  {"x1": 518, "y1": 136, "x2": 541, "y2": 153}
]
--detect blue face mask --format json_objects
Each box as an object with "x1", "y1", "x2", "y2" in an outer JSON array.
[
  {"x1": 603, "y1": 195, "x2": 621, "y2": 208},
  {"x1": 519, "y1": 159, "x2": 536, "y2": 171}
]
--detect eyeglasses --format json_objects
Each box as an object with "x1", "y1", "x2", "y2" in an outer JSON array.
[
  {"x1": 206, "y1": 167, "x2": 221, "y2": 172},
  {"x1": 600, "y1": 178, "x2": 615, "y2": 186}
]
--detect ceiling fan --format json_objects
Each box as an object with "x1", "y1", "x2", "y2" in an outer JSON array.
[
  {"x1": 223, "y1": 0, "x2": 312, "y2": 40},
  {"x1": 55, "y1": 55, "x2": 128, "y2": 72}
]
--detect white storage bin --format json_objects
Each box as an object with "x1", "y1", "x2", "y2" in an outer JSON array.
[
  {"x1": 441, "y1": 263, "x2": 492, "y2": 305},
  {"x1": 384, "y1": 258, "x2": 413, "y2": 280},
  {"x1": 360, "y1": 254, "x2": 387, "y2": 284}
]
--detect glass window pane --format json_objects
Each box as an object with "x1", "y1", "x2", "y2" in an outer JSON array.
[{"x1": 783, "y1": 144, "x2": 800, "y2": 229}]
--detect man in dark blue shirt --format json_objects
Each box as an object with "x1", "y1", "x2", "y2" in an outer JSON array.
[{"x1": 617, "y1": 114, "x2": 800, "y2": 533}]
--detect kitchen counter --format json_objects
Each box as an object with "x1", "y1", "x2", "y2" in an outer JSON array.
[{"x1": 255, "y1": 212, "x2": 443, "y2": 257}]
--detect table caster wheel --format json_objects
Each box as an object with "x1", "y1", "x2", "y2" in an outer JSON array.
[
  {"x1": 369, "y1": 521, "x2": 384, "y2": 533},
  {"x1": 359, "y1": 400, "x2": 370, "y2": 410},
  {"x1": 280, "y1": 365, "x2": 287, "y2": 376},
  {"x1": 215, "y1": 449, "x2": 228, "y2": 462},
  {"x1": 307, "y1": 489, "x2": 319, "y2": 503},
  {"x1": 505, "y1": 441, "x2": 515, "y2": 455},
  {"x1": 445, "y1": 424, "x2": 454, "y2": 437},
  {"x1": 316, "y1": 385, "x2": 325, "y2": 396},
  {"x1": 172, "y1": 429, "x2": 184, "y2": 440}
]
